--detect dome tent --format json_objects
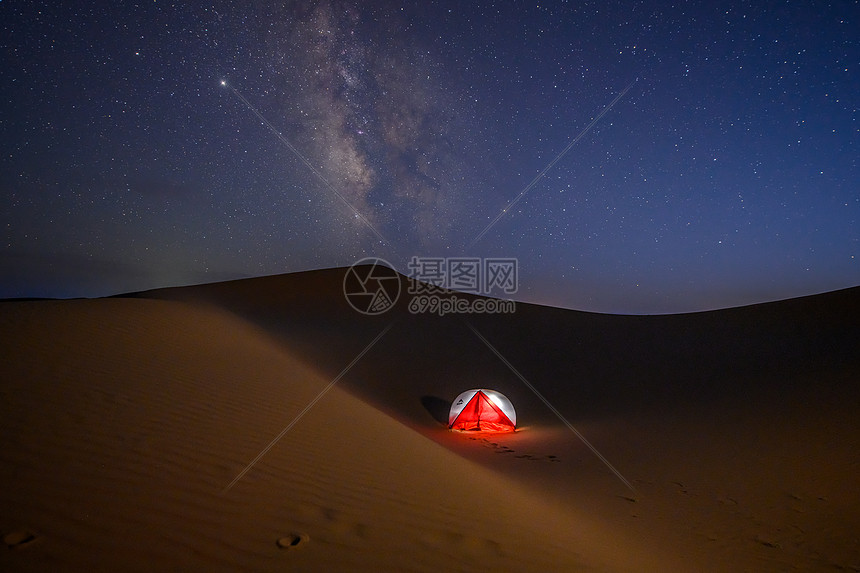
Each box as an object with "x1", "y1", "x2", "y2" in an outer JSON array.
[{"x1": 448, "y1": 389, "x2": 516, "y2": 432}]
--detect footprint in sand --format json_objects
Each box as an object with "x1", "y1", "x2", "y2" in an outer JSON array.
[
  {"x1": 754, "y1": 536, "x2": 781, "y2": 549},
  {"x1": 297, "y1": 502, "x2": 369, "y2": 539},
  {"x1": 277, "y1": 532, "x2": 309, "y2": 550},
  {"x1": 420, "y1": 531, "x2": 501, "y2": 557},
  {"x1": 514, "y1": 453, "x2": 560, "y2": 462},
  {"x1": 3, "y1": 529, "x2": 39, "y2": 549},
  {"x1": 672, "y1": 481, "x2": 690, "y2": 495},
  {"x1": 478, "y1": 439, "x2": 516, "y2": 454},
  {"x1": 469, "y1": 437, "x2": 560, "y2": 462},
  {"x1": 461, "y1": 535, "x2": 502, "y2": 556}
]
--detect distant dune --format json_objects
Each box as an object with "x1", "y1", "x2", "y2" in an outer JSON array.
[{"x1": 1, "y1": 268, "x2": 858, "y2": 571}]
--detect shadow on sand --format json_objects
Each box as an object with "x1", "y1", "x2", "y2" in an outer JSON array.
[{"x1": 420, "y1": 396, "x2": 450, "y2": 426}]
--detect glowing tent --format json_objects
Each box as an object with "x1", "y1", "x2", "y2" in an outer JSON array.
[{"x1": 448, "y1": 389, "x2": 516, "y2": 432}]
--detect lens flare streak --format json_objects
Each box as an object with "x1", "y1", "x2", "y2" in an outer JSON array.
[
  {"x1": 469, "y1": 79, "x2": 638, "y2": 249},
  {"x1": 221, "y1": 80, "x2": 388, "y2": 245}
]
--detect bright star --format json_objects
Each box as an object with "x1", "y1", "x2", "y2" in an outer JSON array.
[{"x1": 220, "y1": 80, "x2": 227, "y2": 87}]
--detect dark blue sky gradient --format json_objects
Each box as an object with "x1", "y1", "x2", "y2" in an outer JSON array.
[{"x1": 1, "y1": 1, "x2": 857, "y2": 313}]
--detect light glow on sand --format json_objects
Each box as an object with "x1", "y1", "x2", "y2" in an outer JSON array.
[{"x1": 467, "y1": 321, "x2": 637, "y2": 493}]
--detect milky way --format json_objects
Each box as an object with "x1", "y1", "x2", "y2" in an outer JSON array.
[{"x1": 1, "y1": 1, "x2": 857, "y2": 312}]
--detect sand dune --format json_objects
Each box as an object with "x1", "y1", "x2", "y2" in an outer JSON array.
[{"x1": 1, "y1": 269, "x2": 858, "y2": 571}]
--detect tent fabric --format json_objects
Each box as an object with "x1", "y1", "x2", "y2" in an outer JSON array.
[{"x1": 448, "y1": 389, "x2": 516, "y2": 432}]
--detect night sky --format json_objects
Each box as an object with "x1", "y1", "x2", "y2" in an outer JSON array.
[{"x1": 1, "y1": 1, "x2": 857, "y2": 313}]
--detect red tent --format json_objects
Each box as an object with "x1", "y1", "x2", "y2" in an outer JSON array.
[{"x1": 448, "y1": 389, "x2": 516, "y2": 432}]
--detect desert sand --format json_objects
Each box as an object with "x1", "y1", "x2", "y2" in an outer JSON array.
[{"x1": 1, "y1": 267, "x2": 858, "y2": 571}]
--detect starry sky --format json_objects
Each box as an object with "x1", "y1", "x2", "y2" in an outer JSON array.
[{"x1": 1, "y1": 1, "x2": 857, "y2": 313}]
